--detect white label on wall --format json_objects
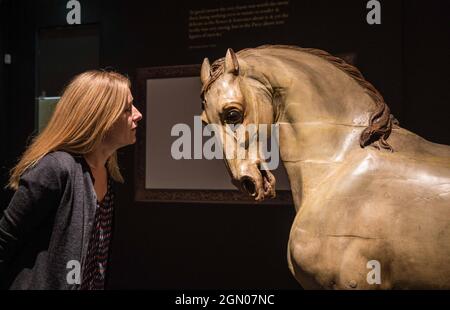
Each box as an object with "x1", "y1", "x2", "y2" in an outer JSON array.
[{"x1": 4, "y1": 54, "x2": 11, "y2": 64}]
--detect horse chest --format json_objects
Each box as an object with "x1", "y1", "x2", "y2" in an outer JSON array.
[{"x1": 288, "y1": 211, "x2": 389, "y2": 289}]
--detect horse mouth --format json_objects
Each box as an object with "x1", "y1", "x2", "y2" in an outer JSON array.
[{"x1": 239, "y1": 168, "x2": 276, "y2": 201}]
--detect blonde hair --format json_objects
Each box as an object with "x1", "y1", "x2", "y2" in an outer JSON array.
[{"x1": 8, "y1": 70, "x2": 131, "y2": 190}]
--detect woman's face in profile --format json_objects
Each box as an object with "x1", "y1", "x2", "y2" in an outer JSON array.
[{"x1": 105, "y1": 89, "x2": 142, "y2": 149}]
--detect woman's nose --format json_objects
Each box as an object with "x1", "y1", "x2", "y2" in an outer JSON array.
[{"x1": 133, "y1": 106, "x2": 143, "y2": 122}]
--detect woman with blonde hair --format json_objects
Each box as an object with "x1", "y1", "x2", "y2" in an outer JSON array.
[{"x1": 0, "y1": 70, "x2": 142, "y2": 289}]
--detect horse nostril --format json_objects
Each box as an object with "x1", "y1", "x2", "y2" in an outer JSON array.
[{"x1": 241, "y1": 177, "x2": 256, "y2": 196}]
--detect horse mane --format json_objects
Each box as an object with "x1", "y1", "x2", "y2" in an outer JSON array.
[{"x1": 201, "y1": 45, "x2": 398, "y2": 151}]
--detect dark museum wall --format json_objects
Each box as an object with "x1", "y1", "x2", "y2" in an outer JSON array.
[{"x1": 0, "y1": 0, "x2": 449, "y2": 289}]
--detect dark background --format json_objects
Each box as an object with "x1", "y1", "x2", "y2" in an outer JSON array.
[{"x1": 0, "y1": 0, "x2": 449, "y2": 289}]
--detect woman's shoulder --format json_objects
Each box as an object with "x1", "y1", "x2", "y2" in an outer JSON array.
[
  {"x1": 18, "y1": 152, "x2": 74, "y2": 187},
  {"x1": 46, "y1": 151, "x2": 78, "y2": 166},
  {"x1": 28, "y1": 151, "x2": 81, "y2": 177}
]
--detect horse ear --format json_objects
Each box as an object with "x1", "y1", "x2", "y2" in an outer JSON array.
[
  {"x1": 224, "y1": 48, "x2": 239, "y2": 75},
  {"x1": 201, "y1": 111, "x2": 209, "y2": 124},
  {"x1": 200, "y1": 58, "x2": 211, "y2": 85}
]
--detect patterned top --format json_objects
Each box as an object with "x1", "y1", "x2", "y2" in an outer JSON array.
[{"x1": 80, "y1": 178, "x2": 114, "y2": 290}]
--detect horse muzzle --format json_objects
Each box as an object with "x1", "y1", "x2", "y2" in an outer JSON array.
[{"x1": 234, "y1": 165, "x2": 276, "y2": 201}]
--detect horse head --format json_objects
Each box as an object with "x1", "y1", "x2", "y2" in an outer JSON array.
[{"x1": 200, "y1": 48, "x2": 277, "y2": 201}]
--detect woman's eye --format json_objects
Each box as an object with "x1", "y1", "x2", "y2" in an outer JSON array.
[{"x1": 224, "y1": 109, "x2": 243, "y2": 124}]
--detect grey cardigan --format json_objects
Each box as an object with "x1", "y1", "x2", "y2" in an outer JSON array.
[{"x1": 0, "y1": 151, "x2": 113, "y2": 289}]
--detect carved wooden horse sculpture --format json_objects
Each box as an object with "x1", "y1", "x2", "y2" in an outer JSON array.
[{"x1": 200, "y1": 45, "x2": 450, "y2": 289}]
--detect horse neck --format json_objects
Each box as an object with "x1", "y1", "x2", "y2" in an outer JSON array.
[{"x1": 244, "y1": 50, "x2": 377, "y2": 210}]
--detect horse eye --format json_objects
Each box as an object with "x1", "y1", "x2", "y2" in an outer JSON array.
[{"x1": 224, "y1": 109, "x2": 243, "y2": 124}]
